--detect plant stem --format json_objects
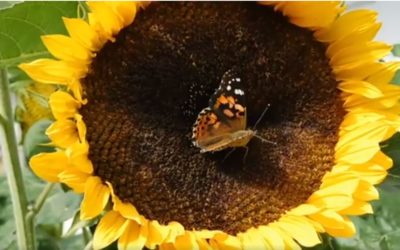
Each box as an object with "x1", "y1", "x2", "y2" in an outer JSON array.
[
  {"x1": 84, "y1": 240, "x2": 93, "y2": 250},
  {"x1": 0, "y1": 51, "x2": 51, "y2": 68},
  {"x1": 34, "y1": 183, "x2": 55, "y2": 212},
  {"x1": 0, "y1": 68, "x2": 35, "y2": 250},
  {"x1": 26, "y1": 183, "x2": 55, "y2": 242},
  {"x1": 82, "y1": 226, "x2": 92, "y2": 245}
]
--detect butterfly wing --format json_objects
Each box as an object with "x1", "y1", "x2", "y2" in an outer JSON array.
[
  {"x1": 209, "y1": 69, "x2": 246, "y2": 127},
  {"x1": 192, "y1": 108, "x2": 247, "y2": 152},
  {"x1": 192, "y1": 70, "x2": 249, "y2": 152}
]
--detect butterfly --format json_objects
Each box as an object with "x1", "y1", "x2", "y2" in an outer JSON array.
[{"x1": 191, "y1": 69, "x2": 271, "y2": 153}]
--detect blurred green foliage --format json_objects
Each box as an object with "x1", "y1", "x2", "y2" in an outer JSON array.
[{"x1": 0, "y1": 2, "x2": 90, "y2": 249}]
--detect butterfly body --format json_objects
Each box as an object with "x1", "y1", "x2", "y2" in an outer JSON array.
[
  {"x1": 192, "y1": 70, "x2": 257, "y2": 153},
  {"x1": 196, "y1": 129, "x2": 255, "y2": 153}
]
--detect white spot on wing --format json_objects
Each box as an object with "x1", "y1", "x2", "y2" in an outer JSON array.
[
  {"x1": 227, "y1": 85, "x2": 232, "y2": 91},
  {"x1": 234, "y1": 89, "x2": 244, "y2": 95}
]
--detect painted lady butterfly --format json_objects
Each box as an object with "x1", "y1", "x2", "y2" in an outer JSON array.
[{"x1": 192, "y1": 70, "x2": 270, "y2": 153}]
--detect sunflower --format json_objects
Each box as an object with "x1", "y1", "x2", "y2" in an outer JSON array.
[{"x1": 19, "y1": 1, "x2": 400, "y2": 249}]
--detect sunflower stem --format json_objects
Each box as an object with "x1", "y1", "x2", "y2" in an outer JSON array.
[
  {"x1": 34, "y1": 183, "x2": 55, "y2": 213},
  {"x1": 84, "y1": 240, "x2": 93, "y2": 250},
  {"x1": 82, "y1": 226, "x2": 92, "y2": 245},
  {"x1": 25, "y1": 183, "x2": 55, "y2": 238},
  {"x1": 0, "y1": 67, "x2": 35, "y2": 250}
]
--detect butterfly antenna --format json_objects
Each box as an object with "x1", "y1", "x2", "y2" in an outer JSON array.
[
  {"x1": 252, "y1": 103, "x2": 271, "y2": 130},
  {"x1": 252, "y1": 104, "x2": 277, "y2": 145}
]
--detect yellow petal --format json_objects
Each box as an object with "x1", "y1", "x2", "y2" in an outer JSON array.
[
  {"x1": 114, "y1": 200, "x2": 142, "y2": 224},
  {"x1": 106, "y1": 1, "x2": 138, "y2": 27},
  {"x1": 331, "y1": 42, "x2": 392, "y2": 70},
  {"x1": 344, "y1": 91, "x2": 400, "y2": 111},
  {"x1": 87, "y1": 2, "x2": 123, "y2": 39},
  {"x1": 93, "y1": 211, "x2": 129, "y2": 250},
  {"x1": 309, "y1": 194, "x2": 353, "y2": 211},
  {"x1": 339, "y1": 80, "x2": 383, "y2": 99},
  {"x1": 118, "y1": 220, "x2": 148, "y2": 250},
  {"x1": 268, "y1": 225, "x2": 301, "y2": 250},
  {"x1": 288, "y1": 204, "x2": 321, "y2": 216},
  {"x1": 68, "y1": 79, "x2": 85, "y2": 104},
  {"x1": 258, "y1": 226, "x2": 285, "y2": 250},
  {"x1": 193, "y1": 230, "x2": 221, "y2": 240},
  {"x1": 194, "y1": 230, "x2": 221, "y2": 250},
  {"x1": 75, "y1": 114, "x2": 86, "y2": 142},
  {"x1": 41, "y1": 35, "x2": 92, "y2": 63},
  {"x1": 335, "y1": 62, "x2": 391, "y2": 81},
  {"x1": 106, "y1": 182, "x2": 142, "y2": 224},
  {"x1": 313, "y1": 177, "x2": 359, "y2": 197},
  {"x1": 336, "y1": 141, "x2": 380, "y2": 165},
  {"x1": 349, "y1": 167, "x2": 387, "y2": 185},
  {"x1": 277, "y1": 216, "x2": 321, "y2": 247},
  {"x1": 324, "y1": 216, "x2": 356, "y2": 237},
  {"x1": 337, "y1": 122, "x2": 394, "y2": 150},
  {"x1": 339, "y1": 200, "x2": 373, "y2": 215},
  {"x1": 326, "y1": 23, "x2": 381, "y2": 58},
  {"x1": 340, "y1": 111, "x2": 398, "y2": 132},
  {"x1": 159, "y1": 243, "x2": 176, "y2": 250},
  {"x1": 174, "y1": 232, "x2": 199, "y2": 250},
  {"x1": 145, "y1": 220, "x2": 170, "y2": 249},
  {"x1": 49, "y1": 91, "x2": 81, "y2": 120},
  {"x1": 164, "y1": 222, "x2": 185, "y2": 243},
  {"x1": 88, "y1": 12, "x2": 109, "y2": 45},
  {"x1": 280, "y1": 2, "x2": 343, "y2": 30},
  {"x1": 321, "y1": 171, "x2": 356, "y2": 187},
  {"x1": 238, "y1": 229, "x2": 268, "y2": 250},
  {"x1": 58, "y1": 168, "x2": 90, "y2": 193},
  {"x1": 196, "y1": 237, "x2": 213, "y2": 250},
  {"x1": 370, "y1": 150, "x2": 393, "y2": 171},
  {"x1": 62, "y1": 17, "x2": 101, "y2": 50},
  {"x1": 309, "y1": 210, "x2": 346, "y2": 229},
  {"x1": 46, "y1": 119, "x2": 78, "y2": 148},
  {"x1": 19, "y1": 59, "x2": 85, "y2": 85},
  {"x1": 29, "y1": 151, "x2": 68, "y2": 182},
  {"x1": 210, "y1": 233, "x2": 241, "y2": 250},
  {"x1": 367, "y1": 62, "x2": 400, "y2": 84},
  {"x1": 80, "y1": 176, "x2": 110, "y2": 220},
  {"x1": 66, "y1": 141, "x2": 93, "y2": 174},
  {"x1": 315, "y1": 10, "x2": 378, "y2": 42},
  {"x1": 354, "y1": 181, "x2": 379, "y2": 201}
]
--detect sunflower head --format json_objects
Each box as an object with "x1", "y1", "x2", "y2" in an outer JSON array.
[{"x1": 20, "y1": 2, "x2": 400, "y2": 250}]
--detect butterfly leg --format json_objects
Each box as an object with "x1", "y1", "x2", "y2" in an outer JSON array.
[
  {"x1": 254, "y1": 134, "x2": 277, "y2": 145},
  {"x1": 242, "y1": 146, "x2": 249, "y2": 163},
  {"x1": 222, "y1": 148, "x2": 236, "y2": 163}
]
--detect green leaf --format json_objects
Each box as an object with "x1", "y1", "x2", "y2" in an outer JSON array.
[
  {"x1": 380, "y1": 133, "x2": 400, "y2": 189},
  {"x1": 36, "y1": 191, "x2": 81, "y2": 225},
  {"x1": 0, "y1": 1, "x2": 79, "y2": 67},
  {"x1": 305, "y1": 234, "x2": 335, "y2": 250},
  {"x1": 392, "y1": 44, "x2": 400, "y2": 57},
  {"x1": 332, "y1": 188, "x2": 400, "y2": 249},
  {"x1": 36, "y1": 224, "x2": 61, "y2": 250},
  {"x1": 0, "y1": 1, "x2": 22, "y2": 11},
  {"x1": 60, "y1": 235, "x2": 85, "y2": 250},
  {"x1": 391, "y1": 70, "x2": 400, "y2": 85},
  {"x1": 0, "y1": 175, "x2": 16, "y2": 249},
  {"x1": 23, "y1": 118, "x2": 54, "y2": 159}
]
